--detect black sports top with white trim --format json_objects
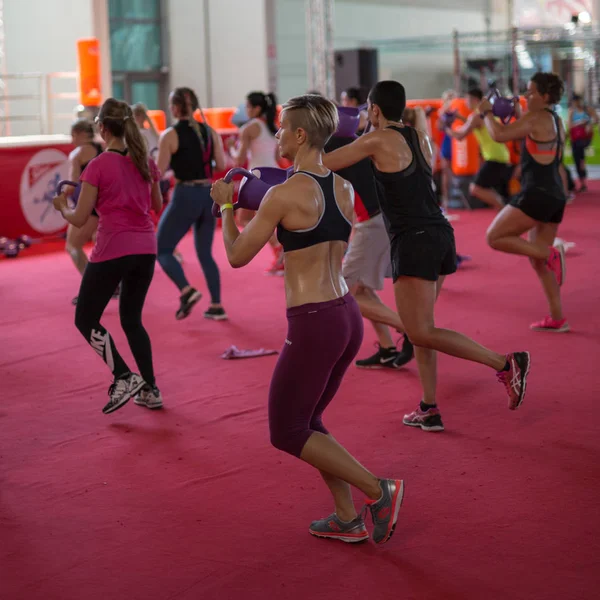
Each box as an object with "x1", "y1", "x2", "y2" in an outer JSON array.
[{"x1": 276, "y1": 170, "x2": 353, "y2": 253}]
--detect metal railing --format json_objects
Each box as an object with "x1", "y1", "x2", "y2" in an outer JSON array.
[{"x1": 0, "y1": 71, "x2": 78, "y2": 135}]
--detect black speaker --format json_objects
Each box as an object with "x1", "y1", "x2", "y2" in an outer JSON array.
[{"x1": 334, "y1": 49, "x2": 379, "y2": 101}]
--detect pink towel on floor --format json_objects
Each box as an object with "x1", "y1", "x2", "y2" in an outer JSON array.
[{"x1": 221, "y1": 345, "x2": 278, "y2": 360}]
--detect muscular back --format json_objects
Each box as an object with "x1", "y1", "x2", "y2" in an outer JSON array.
[
  {"x1": 276, "y1": 171, "x2": 354, "y2": 308},
  {"x1": 368, "y1": 126, "x2": 433, "y2": 174}
]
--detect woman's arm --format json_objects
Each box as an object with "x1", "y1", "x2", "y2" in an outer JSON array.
[
  {"x1": 232, "y1": 122, "x2": 260, "y2": 167},
  {"x1": 211, "y1": 128, "x2": 227, "y2": 172},
  {"x1": 478, "y1": 98, "x2": 535, "y2": 142},
  {"x1": 53, "y1": 182, "x2": 98, "y2": 228},
  {"x1": 211, "y1": 180, "x2": 285, "y2": 268},
  {"x1": 445, "y1": 113, "x2": 479, "y2": 141},
  {"x1": 567, "y1": 108, "x2": 574, "y2": 130},
  {"x1": 157, "y1": 128, "x2": 175, "y2": 175},
  {"x1": 323, "y1": 132, "x2": 377, "y2": 171},
  {"x1": 65, "y1": 148, "x2": 82, "y2": 198},
  {"x1": 151, "y1": 181, "x2": 163, "y2": 213}
]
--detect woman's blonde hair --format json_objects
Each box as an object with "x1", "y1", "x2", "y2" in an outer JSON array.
[
  {"x1": 98, "y1": 98, "x2": 151, "y2": 182},
  {"x1": 131, "y1": 102, "x2": 159, "y2": 139},
  {"x1": 281, "y1": 94, "x2": 339, "y2": 149}
]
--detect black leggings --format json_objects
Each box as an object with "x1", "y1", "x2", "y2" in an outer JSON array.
[
  {"x1": 571, "y1": 139, "x2": 588, "y2": 180},
  {"x1": 75, "y1": 254, "x2": 156, "y2": 385}
]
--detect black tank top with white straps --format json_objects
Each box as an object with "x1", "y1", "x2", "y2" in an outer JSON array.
[
  {"x1": 276, "y1": 171, "x2": 352, "y2": 253},
  {"x1": 170, "y1": 120, "x2": 213, "y2": 181},
  {"x1": 372, "y1": 126, "x2": 450, "y2": 235}
]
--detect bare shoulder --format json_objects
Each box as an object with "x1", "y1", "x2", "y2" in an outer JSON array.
[
  {"x1": 333, "y1": 173, "x2": 353, "y2": 197},
  {"x1": 241, "y1": 120, "x2": 261, "y2": 138},
  {"x1": 69, "y1": 146, "x2": 82, "y2": 161}
]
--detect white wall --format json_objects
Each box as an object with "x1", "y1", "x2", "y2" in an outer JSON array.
[
  {"x1": 3, "y1": 0, "x2": 93, "y2": 135},
  {"x1": 167, "y1": 0, "x2": 270, "y2": 110},
  {"x1": 276, "y1": 0, "x2": 509, "y2": 102},
  {"x1": 2, "y1": 0, "x2": 113, "y2": 136}
]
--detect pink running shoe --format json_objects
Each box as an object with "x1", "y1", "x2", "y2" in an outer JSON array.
[
  {"x1": 530, "y1": 316, "x2": 570, "y2": 332},
  {"x1": 546, "y1": 244, "x2": 566, "y2": 287},
  {"x1": 403, "y1": 406, "x2": 444, "y2": 432},
  {"x1": 497, "y1": 352, "x2": 531, "y2": 410}
]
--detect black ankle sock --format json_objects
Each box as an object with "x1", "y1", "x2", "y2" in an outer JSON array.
[
  {"x1": 420, "y1": 401, "x2": 437, "y2": 412},
  {"x1": 502, "y1": 361, "x2": 510, "y2": 371}
]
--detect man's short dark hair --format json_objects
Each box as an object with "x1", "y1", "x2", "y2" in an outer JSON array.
[
  {"x1": 467, "y1": 88, "x2": 483, "y2": 100},
  {"x1": 369, "y1": 81, "x2": 406, "y2": 121}
]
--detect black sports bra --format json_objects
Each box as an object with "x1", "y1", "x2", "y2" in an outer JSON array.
[{"x1": 276, "y1": 171, "x2": 352, "y2": 253}]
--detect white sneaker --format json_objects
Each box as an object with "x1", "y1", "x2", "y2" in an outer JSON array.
[
  {"x1": 134, "y1": 384, "x2": 163, "y2": 410},
  {"x1": 103, "y1": 373, "x2": 145, "y2": 414}
]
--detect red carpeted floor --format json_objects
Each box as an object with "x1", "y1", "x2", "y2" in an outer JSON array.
[{"x1": 1, "y1": 191, "x2": 599, "y2": 600}]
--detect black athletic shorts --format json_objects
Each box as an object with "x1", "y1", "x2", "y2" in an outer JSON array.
[
  {"x1": 473, "y1": 161, "x2": 514, "y2": 190},
  {"x1": 390, "y1": 226, "x2": 457, "y2": 282},
  {"x1": 509, "y1": 188, "x2": 566, "y2": 224}
]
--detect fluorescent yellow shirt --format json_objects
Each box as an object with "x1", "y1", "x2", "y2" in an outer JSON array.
[{"x1": 473, "y1": 124, "x2": 510, "y2": 163}]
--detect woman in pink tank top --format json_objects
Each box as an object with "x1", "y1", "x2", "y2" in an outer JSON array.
[{"x1": 53, "y1": 98, "x2": 164, "y2": 415}]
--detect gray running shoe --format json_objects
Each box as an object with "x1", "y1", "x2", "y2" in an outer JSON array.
[
  {"x1": 309, "y1": 513, "x2": 369, "y2": 543},
  {"x1": 365, "y1": 479, "x2": 405, "y2": 545},
  {"x1": 134, "y1": 384, "x2": 163, "y2": 409},
  {"x1": 103, "y1": 373, "x2": 145, "y2": 415}
]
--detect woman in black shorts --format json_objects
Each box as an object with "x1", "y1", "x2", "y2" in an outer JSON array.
[{"x1": 482, "y1": 72, "x2": 568, "y2": 332}]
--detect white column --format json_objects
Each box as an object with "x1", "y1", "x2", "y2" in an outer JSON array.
[
  {"x1": 0, "y1": 0, "x2": 8, "y2": 135},
  {"x1": 305, "y1": 0, "x2": 334, "y2": 98},
  {"x1": 265, "y1": 0, "x2": 278, "y2": 95},
  {"x1": 91, "y1": 0, "x2": 112, "y2": 102}
]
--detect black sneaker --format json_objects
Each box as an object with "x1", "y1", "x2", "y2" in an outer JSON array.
[
  {"x1": 204, "y1": 306, "x2": 228, "y2": 321},
  {"x1": 393, "y1": 335, "x2": 415, "y2": 368},
  {"x1": 355, "y1": 345, "x2": 399, "y2": 369},
  {"x1": 175, "y1": 288, "x2": 202, "y2": 320}
]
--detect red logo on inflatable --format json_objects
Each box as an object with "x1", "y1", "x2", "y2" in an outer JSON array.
[{"x1": 28, "y1": 162, "x2": 63, "y2": 188}]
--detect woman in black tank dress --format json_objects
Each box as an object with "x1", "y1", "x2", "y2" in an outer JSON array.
[
  {"x1": 156, "y1": 87, "x2": 228, "y2": 321},
  {"x1": 64, "y1": 119, "x2": 103, "y2": 303},
  {"x1": 482, "y1": 72, "x2": 568, "y2": 333},
  {"x1": 325, "y1": 81, "x2": 531, "y2": 432}
]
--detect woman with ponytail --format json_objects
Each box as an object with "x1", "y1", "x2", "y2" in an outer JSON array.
[
  {"x1": 156, "y1": 86, "x2": 228, "y2": 320},
  {"x1": 132, "y1": 102, "x2": 160, "y2": 154},
  {"x1": 230, "y1": 90, "x2": 283, "y2": 275},
  {"x1": 52, "y1": 98, "x2": 164, "y2": 414},
  {"x1": 64, "y1": 118, "x2": 104, "y2": 304}
]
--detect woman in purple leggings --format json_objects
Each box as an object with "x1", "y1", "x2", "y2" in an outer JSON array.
[{"x1": 210, "y1": 94, "x2": 403, "y2": 545}]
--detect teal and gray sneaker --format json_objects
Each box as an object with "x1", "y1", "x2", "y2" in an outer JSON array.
[
  {"x1": 309, "y1": 513, "x2": 369, "y2": 543},
  {"x1": 365, "y1": 479, "x2": 405, "y2": 545}
]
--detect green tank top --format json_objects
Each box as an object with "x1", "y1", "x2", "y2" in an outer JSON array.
[{"x1": 473, "y1": 125, "x2": 510, "y2": 163}]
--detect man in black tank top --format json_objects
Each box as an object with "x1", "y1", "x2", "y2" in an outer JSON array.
[
  {"x1": 324, "y1": 80, "x2": 531, "y2": 430},
  {"x1": 324, "y1": 135, "x2": 414, "y2": 370}
]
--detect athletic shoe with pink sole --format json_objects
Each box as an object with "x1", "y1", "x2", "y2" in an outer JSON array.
[
  {"x1": 309, "y1": 513, "x2": 369, "y2": 543},
  {"x1": 547, "y1": 244, "x2": 566, "y2": 286},
  {"x1": 403, "y1": 406, "x2": 444, "y2": 432},
  {"x1": 530, "y1": 316, "x2": 570, "y2": 333},
  {"x1": 365, "y1": 479, "x2": 405, "y2": 545},
  {"x1": 497, "y1": 352, "x2": 531, "y2": 410}
]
